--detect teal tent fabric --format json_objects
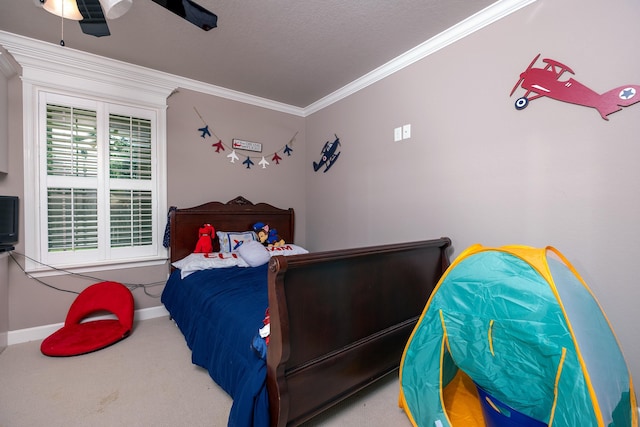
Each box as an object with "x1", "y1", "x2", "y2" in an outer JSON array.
[{"x1": 399, "y1": 245, "x2": 637, "y2": 427}]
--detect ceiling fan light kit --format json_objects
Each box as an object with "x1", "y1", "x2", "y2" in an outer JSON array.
[
  {"x1": 42, "y1": 0, "x2": 83, "y2": 20},
  {"x1": 98, "y1": 0, "x2": 132, "y2": 20},
  {"x1": 39, "y1": 0, "x2": 217, "y2": 41}
]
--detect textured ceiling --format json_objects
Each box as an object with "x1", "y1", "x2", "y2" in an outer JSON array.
[{"x1": 0, "y1": 0, "x2": 499, "y2": 107}]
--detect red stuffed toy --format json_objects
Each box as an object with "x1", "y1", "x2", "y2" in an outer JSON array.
[{"x1": 194, "y1": 223, "x2": 215, "y2": 253}]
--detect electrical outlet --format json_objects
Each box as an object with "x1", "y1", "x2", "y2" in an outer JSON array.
[
  {"x1": 394, "y1": 127, "x2": 402, "y2": 142},
  {"x1": 402, "y1": 124, "x2": 411, "y2": 139}
]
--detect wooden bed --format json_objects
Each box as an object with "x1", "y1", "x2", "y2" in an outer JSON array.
[{"x1": 166, "y1": 196, "x2": 452, "y2": 426}]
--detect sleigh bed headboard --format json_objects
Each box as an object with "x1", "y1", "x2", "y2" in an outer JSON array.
[{"x1": 169, "y1": 196, "x2": 295, "y2": 264}]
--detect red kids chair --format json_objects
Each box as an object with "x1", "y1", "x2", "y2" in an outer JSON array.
[{"x1": 41, "y1": 281, "x2": 134, "y2": 357}]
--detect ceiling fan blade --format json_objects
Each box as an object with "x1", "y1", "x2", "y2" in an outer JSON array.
[
  {"x1": 71, "y1": 0, "x2": 216, "y2": 37},
  {"x1": 150, "y1": 0, "x2": 218, "y2": 31},
  {"x1": 76, "y1": 0, "x2": 111, "y2": 37}
]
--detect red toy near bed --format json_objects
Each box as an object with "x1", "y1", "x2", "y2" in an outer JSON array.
[{"x1": 162, "y1": 196, "x2": 451, "y2": 426}]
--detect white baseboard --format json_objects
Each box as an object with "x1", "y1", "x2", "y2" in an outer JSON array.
[{"x1": 7, "y1": 305, "x2": 170, "y2": 346}]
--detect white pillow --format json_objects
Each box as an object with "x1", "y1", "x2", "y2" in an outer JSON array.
[
  {"x1": 237, "y1": 240, "x2": 271, "y2": 267},
  {"x1": 216, "y1": 230, "x2": 258, "y2": 252},
  {"x1": 266, "y1": 244, "x2": 309, "y2": 256},
  {"x1": 172, "y1": 252, "x2": 248, "y2": 278}
]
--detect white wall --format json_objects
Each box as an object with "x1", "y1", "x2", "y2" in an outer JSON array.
[
  {"x1": 305, "y1": 0, "x2": 640, "y2": 384},
  {"x1": 1, "y1": 0, "x2": 639, "y2": 394},
  {"x1": 165, "y1": 88, "x2": 307, "y2": 244},
  {"x1": 0, "y1": 81, "x2": 307, "y2": 331},
  {"x1": 0, "y1": 62, "x2": 8, "y2": 174}
]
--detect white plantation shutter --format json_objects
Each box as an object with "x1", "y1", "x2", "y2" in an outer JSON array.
[
  {"x1": 108, "y1": 113, "x2": 154, "y2": 248},
  {"x1": 109, "y1": 114, "x2": 152, "y2": 180},
  {"x1": 46, "y1": 105, "x2": 98, "y2": 178},
  {"x1": 45, "y1": 104, "x2": 99, "y2": 253},
  {"x1": 38, "y1": 92, "x2": 161, "y2": 268},
  {"x1": 47, "y1": 188, "x2": 98, "y2": 251},
  {"x1": 110, "y1": 189, "x2": 153, "y2": 247}
]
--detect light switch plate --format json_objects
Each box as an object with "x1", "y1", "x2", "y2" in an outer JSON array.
[
  {"x1": 402, "y1": 124, "x2": 411, "y2": 139},
  {"x1": 394, "y1": 127, "x2": 402, "y2": 142}
]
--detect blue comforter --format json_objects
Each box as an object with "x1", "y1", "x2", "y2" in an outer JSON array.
[{"x1": 161, "y1": 264, "x2": 270, "y2": 427}]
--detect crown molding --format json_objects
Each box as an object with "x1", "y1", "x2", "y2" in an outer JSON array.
[
  {"x1": 0, "y1": 0, "x2": 536, "y2": 116},
  {"x1": 0, "y1": 47, "x2": 18, "y2": 78},
  {"x1": 0, "y1": 30, "x2": 175, "y2": 106},
  {"x1": 303, "y1": 0, "x2": 537, "y2": 116},
  {"x1": 0, "y1": 30, "x2": 305, "y2": 116},
  {"x1": 174, "y1": 76, "x2": 305, "y2": 117}
]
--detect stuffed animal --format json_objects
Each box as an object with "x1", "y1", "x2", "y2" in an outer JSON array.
[
  {"x1": 266, "y1": 228, "x2": 285, "y2": 247},
  {"x1": 252, "y1": 222, "x2": 285, "y2": 247},
  {"x1": 194, "y1": 223, "x2": 215, "y2": 253},
  {"x1": 252, "y1": 222, "x2": 269, "y2": 245}
]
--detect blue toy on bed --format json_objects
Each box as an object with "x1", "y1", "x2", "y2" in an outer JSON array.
[{"x1": 252, "y1": 222, "x2": 285, "y2": 247}]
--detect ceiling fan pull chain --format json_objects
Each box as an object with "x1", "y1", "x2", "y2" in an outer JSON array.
[{"x1": 60, "y1": 0, "x2": 65, "y2": 46}]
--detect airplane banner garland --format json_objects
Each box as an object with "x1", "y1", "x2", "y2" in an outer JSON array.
[
  {"x1": 510, "y1": 54, "x2": 640, "y2": 120},
  {"x1": 194, "y1": 107, "x2": 296, "y2": 169}
]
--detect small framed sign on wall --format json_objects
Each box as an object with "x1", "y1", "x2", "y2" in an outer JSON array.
[{"x1": 232, "y1": 139, "x2": 262, "y2": 153}]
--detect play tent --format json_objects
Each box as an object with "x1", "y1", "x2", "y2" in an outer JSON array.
[{"x1": 399, "y1": 244, "x2": 637, "y2": 427}]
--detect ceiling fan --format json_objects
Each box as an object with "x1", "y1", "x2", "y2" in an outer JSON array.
[{"x1": 40, "y1": 0, "x2": 218, "y2": 38}]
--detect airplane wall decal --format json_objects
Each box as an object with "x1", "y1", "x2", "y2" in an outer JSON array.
[
  {"x1": 212, "y1": 140, "x2": 225, "y2": 152},
  {"x1": 227, "y1": 150, "x2": 239, "y2": 163},
  {"x1": 198, "y1": 125, "x2": 211, "y2": 138},
  {"x1": 243, "y1": 157, "x2": 254, "y2": 169},
  {"x1": 511, "y1": 54, "x2": 640, "y2": 120},
  {"x1": 313, "y1": 135, "x2": 341, "y2": 173}
]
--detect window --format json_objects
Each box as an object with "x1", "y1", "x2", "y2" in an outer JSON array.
[
  {"x1": 7, "y1": 34, "x2": 173, "y2": 273},
  {"x1": 26, "y1": 91, "x2": 166, "y2": 272}
]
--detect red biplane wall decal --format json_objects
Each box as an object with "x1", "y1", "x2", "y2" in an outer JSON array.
[{"x1": 510, "y1": 54, "x2": 640, "y2": 120}]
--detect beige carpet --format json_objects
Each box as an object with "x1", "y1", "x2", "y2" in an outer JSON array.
[{"x1": 0, "y1": 316, "x2": 411, "y2": 427}]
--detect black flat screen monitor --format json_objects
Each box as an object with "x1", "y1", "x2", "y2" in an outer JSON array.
[{"x1": 0, "y1": 195, "x2": 19, "y2": 251}]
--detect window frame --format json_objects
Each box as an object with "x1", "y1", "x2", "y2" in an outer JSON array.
[
  {"x1": 17, "y1": 44, "x2": 172, "y2": 274},
  {"x1": 35, "y1": 92, "x2": 161, "y2": 270}
]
